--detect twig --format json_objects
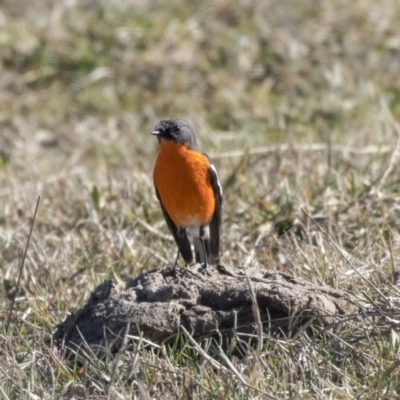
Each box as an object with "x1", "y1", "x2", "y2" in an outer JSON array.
[
  {"x1": 180, "y1": 326, "x2": 226, "y2": 372},
  {"x1": 136, "y1": 218, "x2": 174, "y2": 241},
  {"x1": 301, "y1": 207, "x2": 387, "y2": 301},
  {"x1": 5, "y1": 196, "x2": 40, "y2": 336},
  {"x1": 216, "y1": 345, "x2": 280, "y2": 400},
  {"x1": 245, "y1": 275, "x2": 263, "y2": 355},
  {"x1": 211, "y1": 143, "x2": 392, "y2": 160},
  {"x1": 243, "y1": 230, "x2": 266, "y2": 269},
  {"x1": 389, "y1": 233, "x2": 396, "y2": 284},
  {"x1": 108, "y1": 322, "x2": 131, "y2": 399},
  {"x1": 126, "y1": 333, "x2": 143, "y2": 380},
  {"x1": 181, "y1": 326, "x2": 279, "y2": 399},
  {"x1": 216, "y1": 344, "x2": 248, "y2": 385},
  {"x1": 372, "y1": 126, "x2": 400, "y2": 194}
]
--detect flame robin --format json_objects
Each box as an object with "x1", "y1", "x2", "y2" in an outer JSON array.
[{"x1": 152, "y1": 119, "x2": 222, "y2": 274}]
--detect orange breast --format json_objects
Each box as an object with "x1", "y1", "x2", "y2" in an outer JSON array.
[{"x1": 153, "y1": 141, "x2": 215, "y2": 228}]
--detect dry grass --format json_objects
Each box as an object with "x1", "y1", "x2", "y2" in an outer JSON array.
[{"x1": 2, "y1": 0, "x2": 400, "y2": 398}]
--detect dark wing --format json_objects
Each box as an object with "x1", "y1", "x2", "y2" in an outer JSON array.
[
  {"x1": 155, "y1": 187, "x2": 193, "y2": 264},
  {"x1": 208, "y1": 163, "x2": 223, "y2": 264}
]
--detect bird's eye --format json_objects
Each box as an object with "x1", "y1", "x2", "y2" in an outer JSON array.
[{"x1": 175, "y1": 125, "x2": 181, "y2": 133}]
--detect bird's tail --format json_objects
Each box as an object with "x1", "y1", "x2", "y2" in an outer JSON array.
[{"x1": 193, "y1": 237, "x2": 211, "y2": 266}]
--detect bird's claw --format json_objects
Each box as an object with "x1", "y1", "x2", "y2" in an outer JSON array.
[
  {"x1": 199, "y1": 264, "x2": 211, "y2": 276},
  {"x1": 163, "y1": 263, "x2": 181, "y2": 277}
]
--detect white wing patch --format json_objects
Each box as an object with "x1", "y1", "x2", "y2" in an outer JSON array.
[{"x1": 210, "y1": 164, "x2": 222, "y2": 197}]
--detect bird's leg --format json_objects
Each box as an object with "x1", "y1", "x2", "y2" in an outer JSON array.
[
  {"x1": 173, "y1": 248, "x2": 180, "y2": 272},
  {"x1": 199, "y1": 238, "x2": 209, "y2": 275},
  {"x1": 198, "y1": 226, "x2": 210, "y2": 275},
  {"x1": 174, "y1": 228, "x2": 185, "y2": 273}
]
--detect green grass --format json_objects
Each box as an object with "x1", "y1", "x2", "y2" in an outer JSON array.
[{"x1": 2, "y1": 0, "x2": 400, "y2": 398}]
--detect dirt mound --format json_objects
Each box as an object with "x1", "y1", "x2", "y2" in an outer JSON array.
[{"x1": 54, "y1": 264, "x2": 356, "y2": 357}]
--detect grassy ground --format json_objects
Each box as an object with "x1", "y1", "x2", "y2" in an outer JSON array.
[{"x1": 1, "y1": 0, "x2": 400, "y2": 398}]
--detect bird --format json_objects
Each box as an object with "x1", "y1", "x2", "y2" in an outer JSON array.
[{"x1": 152, "y1": 118, "x2": 222, "y2": 274}]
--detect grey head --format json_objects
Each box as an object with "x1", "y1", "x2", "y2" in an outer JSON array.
[{"x1": 151, "y1": 119, "x2": 198, "y2": 149}]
